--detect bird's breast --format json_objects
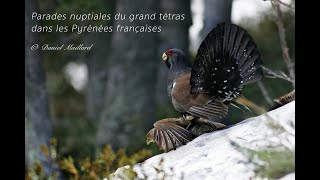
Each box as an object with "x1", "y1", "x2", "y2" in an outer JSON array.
[
  {"x1": 171, "y1": 84, "x2": 190, "y2": 112},
  {"x1": 170, "y1": 74, "x2": 191, "y2": 112},
  {"x1": 171, "y1": 73, "x2": 211, "y2": 112}
]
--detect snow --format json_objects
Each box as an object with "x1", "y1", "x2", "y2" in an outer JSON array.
[
  {"x1": 278, "y1": 173, "x2": 295, "y2": 180},
  {"x1": 110, "y1": 101, "x2": 295, "y2": 180}
]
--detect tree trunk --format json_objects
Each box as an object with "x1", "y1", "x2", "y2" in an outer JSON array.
[
  {"x1": 25, "y1": 0, "x2": 59, "y2": 176},
  {"x1": 96, "y1": 0, "x2": 158, "y2": 152},
  {"x1": 85, "y1": 33, "x2": 109, "y2": 121},
  {"x1": 200, "y1": 0, "x2": 233, "y2": 41},
  {"x1": 85, "y1": 0, "x2": 116, "y2": 121},
  {"x1": 156, "y1": 0, "x2": 192, "y2": 106}
]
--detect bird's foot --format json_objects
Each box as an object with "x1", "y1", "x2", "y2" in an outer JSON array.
[
  {"x1": 182, "y1": 114, "x2": 195, "y2": 121},
  {"x1": 187, "y1": 118, "x2": 226, "y2": 137}
]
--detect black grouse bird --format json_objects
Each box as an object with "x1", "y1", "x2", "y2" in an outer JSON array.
[{"x1": 147, "y1": 22, "x2": 264, "y2": 152}]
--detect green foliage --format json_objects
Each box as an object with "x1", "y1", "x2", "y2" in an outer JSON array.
[
  {"x1": 62, "y1": 145, "x2": 151, "y2": 179},
  {"x1": 251, "y1": 148, "x2": 294, "y2": 179},
  {"x1": 26, "y1": 139, "x2": 60, "y2": 180},
  {"x1": 232, "y1": 112, "x2": 295, "y2": 179},
  {"x1": 53, "y1": 118, "x2": 96, "y2": 158},
  {"x1": 26, "y1": 160, "x2": 60, "y2": 180},
  {"x1": 26, "y1": 139, "x2": 152, "y2": 180},
  {"x1": 233, "y1": 142, "x2": 295, "y2": 180}
]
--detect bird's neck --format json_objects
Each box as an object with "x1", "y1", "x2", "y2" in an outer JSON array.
[
  {"x1": 167, "y1": 65, "x2": 191, "y2": 97},
  {"x1": 168, "y1": 60, "x2": 191, "y2": 81},
  {"x1": 170, "y1": 66, "x2": 191, "y2": 79},
  {"x1": 169, "y1": 55, "x2": 192, "y2": 80}
]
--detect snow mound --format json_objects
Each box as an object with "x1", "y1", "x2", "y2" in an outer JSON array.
[{"x1": 110, "y1": 101, "x2": 295, "y2": 180}]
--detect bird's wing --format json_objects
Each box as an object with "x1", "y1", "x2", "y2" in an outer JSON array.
[
  {"x1": 146, "y1": 118, "x2": 194, "y2": 152},
  {"x1": 186, "y1": 100, "x2": 229, "y2": 119},
  {"x1": 190, "y1": 22, "x2": 263, "y2": 102},
  {"x1": 187, "y1": 118, "x2": 226, "y2": 137},
  {"x1": 172, "y1": 73, "x2": 229, "y2": 119}
]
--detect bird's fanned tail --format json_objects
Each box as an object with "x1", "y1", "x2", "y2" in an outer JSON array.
[{"x1": 190, "y1": 23, "x2": 264, "y2": 102}]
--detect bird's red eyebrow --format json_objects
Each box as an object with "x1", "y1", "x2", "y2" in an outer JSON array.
[{"x1": 166, "y1": 50, "x2": 173, "y2": 55}]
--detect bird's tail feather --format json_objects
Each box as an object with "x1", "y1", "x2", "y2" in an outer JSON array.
[
  {"x1": 234, "y1": 96, "x2": 266, "y2": 115},
  {"x1": 190, "y1": 23, "x2": 264, "y2": 102}
]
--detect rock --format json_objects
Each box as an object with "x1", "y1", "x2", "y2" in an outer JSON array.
[{"x1": 110, "y1": 101, "x2": 295, "y2": 180}]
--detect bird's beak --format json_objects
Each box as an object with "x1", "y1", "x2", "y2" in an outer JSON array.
[{"x1": 162, "y1": 52, "x2": 167, "y2": 61}]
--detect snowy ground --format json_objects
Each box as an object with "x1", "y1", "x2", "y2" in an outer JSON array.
[{"x1": 109, "y1": 101, "x2": 295, "y2": 180}]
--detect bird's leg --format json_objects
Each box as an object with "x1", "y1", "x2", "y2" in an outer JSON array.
[
  {"x1": 185, "y1": 116, "x2": 200, "y2": 130},
  {"x1": 186, "y1": 118, "x2": 227, "y2": 137},
  {"x1": 185, "y1": 115, "x2": 195, "y2": 121},
  {"x1": 180, "y1": 113, "x2": 197, "y2": 130},
  {"x1": 181, "y1": 112, "x2": 195, "y2": 121}
]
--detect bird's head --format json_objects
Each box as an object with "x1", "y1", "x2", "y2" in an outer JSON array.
[{"x1": 162, "y1": 49, "x2": 190, "y2": 69}]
